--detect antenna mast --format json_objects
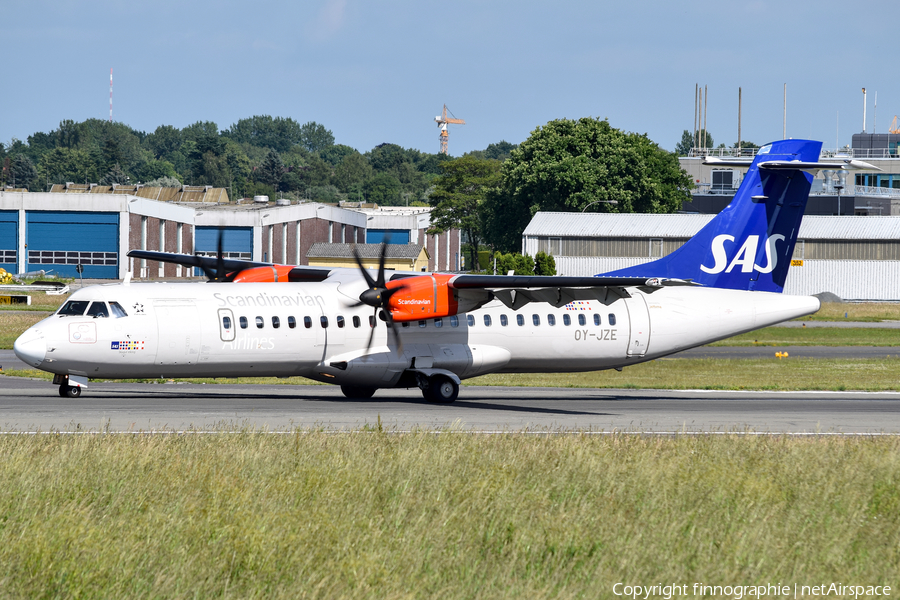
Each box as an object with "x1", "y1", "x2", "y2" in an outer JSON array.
[{"x1": 109, "y1": 68, "x2": 113, "y2": 122}]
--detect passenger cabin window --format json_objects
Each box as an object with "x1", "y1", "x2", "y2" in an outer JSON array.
[
  {"x1": 222, "y1": 316, "x2": 232, "y2": 330},
  {"x1": 578, "y1": 313, "x2": 586, "y2": 326},
  {"x1": 255, "y1": 316, "x2": 264, "y2": 329},
  {"x1": 434, "y1": 318, "x2": 443, "y2": 328},
  {"x1": 288, "y1": 316, "x2": 297, "y2": 329},
  {"x1": 547, "y1": 314, "x2": 556, "y2": 326},
  {"x1": 272, "y1": 316, "x2": 280, "y2": 329},
  {"x1": 466, "y1": 315, "x2": 475, "y2": 327},
  {"x1": 109, "y1": 302, "x2": 128, "y2": 318},
  {"x1": 419, "y1": 320, "x2": 427, "y2": 328},
  {"x1": 500, "y1": 314, "x2": 508, "y2": 327},
  {"x1": 516, "y1": 314, "x2": 524, "y2": 326},
  {"x1": 240, "y1": 316, "x2": 249, "y2": 329},
  {"x1": 563, "y1": 314, "x2": 571, "y2": 326},
  {"x1": 353, "y1": 316, "x2": 361, "y2": 328},
  {"x1": 609, "y1": 314, "x2": 617, "y2": 326},
  {"x1": 337, "y1": 316, "x2": 345, "y2": 328},
  {"x1": 86, "y1": 302, "x2": 110, "y2": 318},
  {"x1": 449, "y1": 316, "x2": 459, "y2": 327},
  {"x1": 483, "y1": 315, "x2": 492, "y2": 326},
  {"x1": 532, "y1": 314, "x2": 541, "y2": 326},
  {"x1": 304, "y1": 316, "x2": 312, "y2": 329},
  {"x1": 594, "y1": 314, "x2": 601, "y2": 326},
  {"x1": 369, "y1": 315, "x2": 376, "y2": 328},
  {"x1": 320, "y1": 316, "x2": 329, "y2": 328},
  {"x1": 59, "y1": 300, "x2": 89, "y2": 316}
]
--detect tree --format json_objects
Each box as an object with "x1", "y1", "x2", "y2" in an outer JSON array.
[
  {"x1": 6, "y1": 154, "x2": 38, "y2": 190},
  {"x1": 225, "y1": 116, "x2": 302, "y2": 153},
  {"x1": 675, "y1": 129, "x2": 714, "y2": 155},
  {"x1": 427, "y1": 156, "x2": 501, "y2": 269},
  {"x1": 37, "y1": 148, "x2": 100, "y2": 185},
  {"x1": 101, "y1": 163, "x2": 130, "y2": 186},
  {"x1": 484, "y1": 117, "x2": 692, "y2": 252},
  {"x1": 364, "y1": 172, "x2": 401, "y2": 205},
  {"x1": 145, "y1": 125, "x2": 183, "y2": 159},
  {"x1": 319, "y1": 143, "x2": 357, "y2": 166},
  {"x1": 484, "y1": 141, "x2": 517, "y2": 161},
  {"x1": 256, "y1": 149, "x2": 284, "y2": 190},
  {"x1": 299, "y1": 121, "x2": 334, "y2": 153},
  {"x1": 534, "y1": 250, "x2": 556, "y2": 275},
  {"x1": 492, "y1": 251, "x2": 534, "y2": 275},
  {"x1": 732, "y1": 140, "x2": 760, "y2": 153},
  {"x1": 333, "y1": 152, "x2": 372, "y2": 193}
]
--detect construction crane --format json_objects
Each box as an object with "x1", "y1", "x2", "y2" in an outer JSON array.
[
  {"x1": 890, "y1": 116, "x2": 900, "y2": 134},
  {"x1": 435, "y1": 104, "x2": 465, "y2": 154}
]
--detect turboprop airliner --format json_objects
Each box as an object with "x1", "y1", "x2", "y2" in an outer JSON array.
[{"x1": 13, "y1": 139, "x2": 874, "y2": 402}]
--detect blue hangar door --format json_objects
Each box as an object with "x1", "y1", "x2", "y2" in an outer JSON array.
[
  {"x1": 26, "y1": 211, "x2": 119, "y2": 278},
  {"x1": 194, "y1": 227, "x2": 253, "y2": 275},
  {"x1": 0, "y1": 211, "x2": 17, "y2": 272}
]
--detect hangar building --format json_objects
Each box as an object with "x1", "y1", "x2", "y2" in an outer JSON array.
[
  {"x1": 0, "y1": 190, "x2": 460, "y2": 279},
  {"x1": 522, "y1": 212, "x2": 900, "y2": 301}
]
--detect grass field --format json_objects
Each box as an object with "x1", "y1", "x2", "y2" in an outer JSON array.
[
  {"x1": 802, "y1": 301, "x2": 900, "y2": 322},
  {"x1": 0, "y1": 432, "x2": 896, "y2": 598},
  {"x1": 6, "y1": 356, "x2": 900, "y2": 391}
]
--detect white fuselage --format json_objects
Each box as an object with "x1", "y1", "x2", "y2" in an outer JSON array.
[{"x1": 14, "y1": 270, "x2": 820, "y2": 389}]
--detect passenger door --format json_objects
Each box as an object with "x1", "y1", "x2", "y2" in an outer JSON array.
[{"x1": 624, "y1": 292, "x2": 651, "y2": 357}]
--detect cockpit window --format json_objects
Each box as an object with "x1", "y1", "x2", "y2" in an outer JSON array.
[
  {"x1": 58, "y1": 300, "x2": 89, "y2": 316},
  {"x1": 109, "y1": 301, "x2": 128, "y2": 318},
  {"x1": 86, "y1": 302, "x2": 110, "y2": 318}
]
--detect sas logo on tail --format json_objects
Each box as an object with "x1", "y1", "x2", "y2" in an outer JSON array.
[{"x1": 700, "y1": 234, "x2": 785, "y2": 275}]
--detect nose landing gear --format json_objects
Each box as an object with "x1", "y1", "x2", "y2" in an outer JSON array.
[
  {"x1": 53, "y1": 374, "x2": 86, "y2": 398},
  {"x1": 58, "y1": 384, "x2": 81, "y2": 398}
]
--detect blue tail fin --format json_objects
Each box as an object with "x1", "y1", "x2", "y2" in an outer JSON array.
[{"x1": 604, "y1": 139, "x2": 822, "y2": 292}]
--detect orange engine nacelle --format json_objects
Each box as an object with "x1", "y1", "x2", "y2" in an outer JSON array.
[
  {"x1": 231, "y1": 265, "x2": 296, "y2": 283},
  {"x1": 386, "y1": 274, "x2": 458, "y2": 322}
]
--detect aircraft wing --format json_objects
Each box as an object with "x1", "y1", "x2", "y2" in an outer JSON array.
[
  {"x1": 126, "y1": 250, "x2": 332, "y2": 282},
  {"x1": 446, "y1": 275, "x2": 696, "y2": 310}
]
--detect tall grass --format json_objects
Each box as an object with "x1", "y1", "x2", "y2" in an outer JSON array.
[
  {"x1": 0, "y1": 432, "x2": 897, "y2": 598},
  {"x1": 804, "y1": 302, "x2": 900, "y2": 322}
]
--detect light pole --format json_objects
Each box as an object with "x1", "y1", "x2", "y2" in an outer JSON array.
[{"x1": 581, "y1": 200, "x2": 619, "y2": 212}]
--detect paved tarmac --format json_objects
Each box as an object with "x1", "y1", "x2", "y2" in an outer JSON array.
[{"x1": 2, "y1": 375, "x2": 900, "y2": 434}]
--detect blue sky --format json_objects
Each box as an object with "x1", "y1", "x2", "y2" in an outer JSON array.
[{"x1": 3, "y1": 0, "x2": 895, "y2": 155}]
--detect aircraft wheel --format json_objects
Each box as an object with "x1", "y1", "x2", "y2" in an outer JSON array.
[
  {"x1": 340, "y1": 385, "x2": 376, "y2": 399},
  {"x1": 424, "y1": 375, "x2": 459, "y2": 403},
  {"x1": 58, "y1": 384, "x2": 68, "y2": 398},
  {"x1": 64, "y1": 385, "x2": 81, "y2": 399}
]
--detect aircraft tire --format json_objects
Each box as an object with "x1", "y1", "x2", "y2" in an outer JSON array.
[
  {"x1": 58, "y1": 384, "x2": 68, "y2": 398},
  {"x1": 64, "y1": 385, "x2": 81, "y2": 399},
  {"x1": 340, "y1": 385, "x2": 376, "y2": 399},
  {"x1": 424, "y1": 375, "x2": 458, "y2": 404}
]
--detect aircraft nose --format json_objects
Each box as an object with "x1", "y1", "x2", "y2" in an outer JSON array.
[{"x1": 14, "y1": 330, "x2": 47, "y2": 368}]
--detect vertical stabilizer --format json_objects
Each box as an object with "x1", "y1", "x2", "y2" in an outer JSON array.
[{"x1": 604, "y1": 139, "x2": 822, "y2": 292}]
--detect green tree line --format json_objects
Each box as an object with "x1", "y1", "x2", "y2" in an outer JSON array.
[
  {"x1": 0, "y1": 115, "x2": 498, "y2": 205},
  {"x1": 2, "y1": 115, "x2": 692, "y2": 272}
]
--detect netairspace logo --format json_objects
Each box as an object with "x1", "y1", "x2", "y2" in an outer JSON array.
[{"x1": 612, "y1": 582, "x2": 892, "y2": 599}]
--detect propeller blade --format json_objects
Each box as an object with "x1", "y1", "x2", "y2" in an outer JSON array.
[
  {"x1": 352, "y1": 245, "x2": 377, "y2": 290},
  {"x1": 364, "y1": 308, "x2": 377, "y2": 355},
  {"x1": 216, "y1": 229, "x2": 225, "y2": 282}
]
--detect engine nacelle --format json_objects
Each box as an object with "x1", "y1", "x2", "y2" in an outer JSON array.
[{"x1": 386, "y1": 274, "x2": 459, "y2": 322}]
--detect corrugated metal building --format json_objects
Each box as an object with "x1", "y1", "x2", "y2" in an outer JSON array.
[{"x1": 522, "y1": 212, "x2": 900, "y2": 300}]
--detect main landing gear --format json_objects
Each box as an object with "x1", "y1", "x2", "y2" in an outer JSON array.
[{"x1": 421, "y1": 374, "x2": 459, "y2": 403}]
